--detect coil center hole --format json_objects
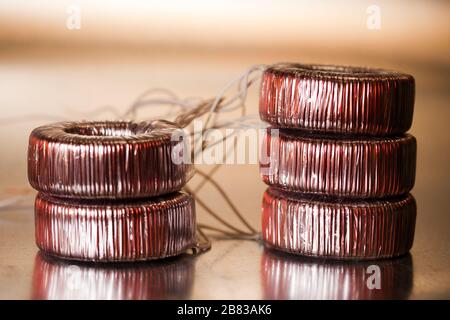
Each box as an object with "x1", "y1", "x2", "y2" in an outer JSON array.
[
  {"x1": 303, "y1": 64, "x2": 374, "y2": 75},
  {"x1": 65, "y1": 122, "x2": 138, "y2": 137}
]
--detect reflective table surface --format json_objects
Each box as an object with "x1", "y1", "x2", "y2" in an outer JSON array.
[{"x1": 0, "y1": 53, "x2": 449, "y2": 299}]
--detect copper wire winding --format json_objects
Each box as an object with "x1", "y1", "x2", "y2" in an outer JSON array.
[
  {"x1": 261, "y1": 129, "x2": 416, "y2": 198},
  {"x1": 260, "y1": 63, "x2": 415, "y2": 135},
  {"x1": 28, "y1": 121, "x2": 192, "y2": 199},
  {"x1": 35, "y1": 191, "x2": 197, "y2": 262},
  {"x1": 262, "y1": 188, "x2": 416, "y2": 260}
]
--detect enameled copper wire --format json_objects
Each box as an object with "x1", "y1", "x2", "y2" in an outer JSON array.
[
  {"x1": 35, "y1": 191, "x2": 197, "y2": 262},
  {"x1": 262, "y1": 188, "x2": 416, "y2": 260},
  {"x1": 260, "y1": 129, "x2": 416, "y2": 198},
  {"x1": 260, "y1": 63, "x2": 415, "y2": 135},
  {"x1": 28, "y1": 121, "x2": 192, "y2": 199}
]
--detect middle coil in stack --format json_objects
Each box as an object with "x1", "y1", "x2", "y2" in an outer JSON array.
[
  {"x1": 259, "y1": 63, "x2": 417, "y2": 260},
  {"x1": 261, "y1": 130, "x2": 416, "y2": 199}
]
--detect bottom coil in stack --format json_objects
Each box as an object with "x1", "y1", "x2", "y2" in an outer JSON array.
[
  {"x1": 262, "y1": 188, "x2": 416, "y2": 260},
  {"x1": 35, "y1": 191, "x2": 197, "y2": 262}
]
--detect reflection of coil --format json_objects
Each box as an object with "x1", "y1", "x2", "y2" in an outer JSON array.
[
  {"x1": 35, "y1": 191, "x2": 197, "y2": 262},
  {"x1": 261, "y1": 248, "x2": 413, "y2": 300},
  {"x1": 32, "y1": 252, "x2": 195, "y2": 300},
  {"x1": 28, "y1": 121, "x2": 192, "y2": 199},
  {"x1": 260, "y1": 63, "x2": 415, "y2": 135},
  {"x1": 262, "y1": 188, "x2": 416, "y2": 260},
  {"x1": 261, "y1": 129, "x2": 416, "y2": 198}
]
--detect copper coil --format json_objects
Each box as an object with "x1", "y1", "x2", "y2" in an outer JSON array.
[
  {"x1": 260, "y1": 63, "x2": 415, "y2": 135},
  {"x1": 261, "y1": 248, "x2": 413, "y2": 300},
  {"x1": 35, "y1": 191, "x2": 197, "y2": 262},
  {"x1": 260, "y1": 129, "x2": 416, "y2": 198},
  {"x1": 28, "y1": 121, "x2": 192, "y2": 199},
  {"x1": 32, "y1": 252, "x2": 195, "y2": 300},
  {"x1": 262, "y1": 188, "x2": 416, "y2": 260}
]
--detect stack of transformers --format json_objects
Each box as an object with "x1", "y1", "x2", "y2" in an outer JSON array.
[
  {"x1": 259, "y1": 63, "x2": 417, "y2": 260},
  {"x1": 28, "y1": 121, "x2": 196, "y2": 262}
]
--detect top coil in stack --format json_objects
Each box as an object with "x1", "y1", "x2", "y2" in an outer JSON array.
[
  {"x1": 259, "y1": 63, "x2": 415, "y2": 135},
  {"x1": 28, "y1": 121, "x2": 192, "y2": 199}
]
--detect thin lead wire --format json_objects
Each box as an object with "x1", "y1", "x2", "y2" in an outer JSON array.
[
  {"x1": 0, "y1": 65, "x2": 266, "y2": 244},
  {"x1": 0, "y1": 195, "x2": 30, "y2": 210},
  {"x1": 194, "y1": 169, "x2": 257, "y2": 234},
  {"x1": 203, "y1": 64, "x2": 267, "y2": 131},
  {"x1": 123, "y1": 88, "x2": 180, "y2": 119},
  {"x1": 197, "y1": 224, "x2": 261, "y2": 241},
  {"x1": 186, "y1": 186, "x2": 254, "y2": 236},
  {"x1": 183, "y1": 65, "x2": 267, "y2": 241}
]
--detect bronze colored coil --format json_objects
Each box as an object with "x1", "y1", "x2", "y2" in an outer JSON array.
[
  {"x1": 261, "y1": 249, "x2": 413, "y2": 300},
  {"x1": 262, "y1": 188, "x2": 416, "y2": 260},
  {"x1": 260, "y1": 63, "x2": 415, "y2": 135},
  {"x1": 260, "y1": 129, "x2": 416, "y2": 198},
  {"x1": 35, "y1": 191, "x2": 197, "y2": 262},
  {"x1": 28, "y1": 121, "x2": 192, "y2": 199},
  {"x1": 32, "y1": 252, "x2": 195, "y2": 299}
]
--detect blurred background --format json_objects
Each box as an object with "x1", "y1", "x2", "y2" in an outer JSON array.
[{"x1": 0, "y1": 0, "x2": 449, "y2": 299}]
